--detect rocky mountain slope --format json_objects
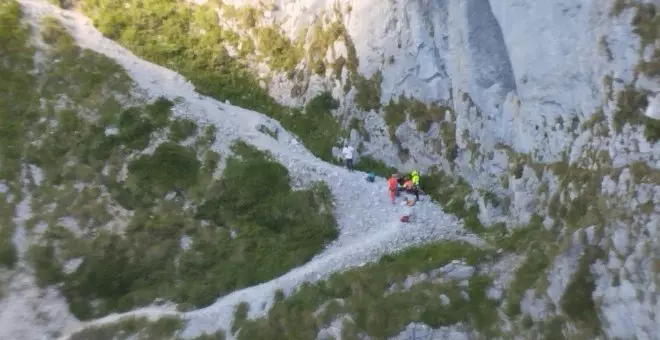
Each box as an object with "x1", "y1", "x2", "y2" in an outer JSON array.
[{"x1": 0, "y1": 0, "x2": 658, "y2": 339}]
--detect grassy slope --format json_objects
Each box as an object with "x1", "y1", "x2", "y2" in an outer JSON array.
[
  {"x1": 235, "y1": 241, "x2": 500, "y2": 340},
  {"x1": 0, "y1": 2, "x2": 338, "y2": 323}
]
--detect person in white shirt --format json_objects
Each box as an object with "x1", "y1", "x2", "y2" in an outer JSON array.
[{"x1": 341, "y1": 144, "x2": 355, "y2": 172}]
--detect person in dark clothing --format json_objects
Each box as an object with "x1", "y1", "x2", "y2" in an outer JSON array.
[{"x1": 403, "y1": 177, "x2": 420, "y2": 201}]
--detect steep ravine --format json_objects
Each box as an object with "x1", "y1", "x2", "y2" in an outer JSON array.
[{"x1": 1, "y1": 0, "x2": 659, "y2": 339}]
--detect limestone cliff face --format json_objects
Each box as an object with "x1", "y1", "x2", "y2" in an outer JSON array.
[{"x1": 217, "y1": 0, "x2": 660, "y2": 338}]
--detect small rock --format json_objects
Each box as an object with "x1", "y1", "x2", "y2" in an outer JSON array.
[
  {"x1": 487, "y1": 286, "x2": 503, "y2": 300},
  {"x1": 403, "y1": 273, "x2": 429, "y2": 290},
  {"x1": 460, "y1": 291, "x2": 470, "y2": 301},
  {"x1": 439, "y1": 294, "x2": 451, "y2": 306}
]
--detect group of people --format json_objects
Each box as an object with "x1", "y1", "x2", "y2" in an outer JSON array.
[
  {"x1": 341, "y1": 143, "x2": 423, "y2": 204},
  {"x1": 388, "y1": 171, "x2": 421, "y2": 204}
]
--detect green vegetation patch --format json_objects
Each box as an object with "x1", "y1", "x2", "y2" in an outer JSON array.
[
  {"x1": 306, "y1": 18, "x2": 347, "y2": 77},
  {"x1": 218, "y1": 3, "x2": 302, "y2": 73},
  {"x1": 0, "y1": 0, "x2": 40, "y2": 269},
  {"x1": 420, "y1": 170, "x2": 485, "y2": 234},
  {"x1": 384, "y1": 96, "x2": 452, "y2": 133},
  {"x1": 69, "y1": 316, "x2": 185, "y2": 340},
  {"x1": 236, "y1": 241, "x2": 500, "y2": 339},
  {"x1": 505, "y1": 247, "x2": 553, "y2": 317},
  {"x1": 612, "y1": 85, "x2": 660, "y2": 142},
  {"x1": 2, "y1": 14, "x2": 339, "y2": 321},
  {"x1": 560, "y1": 245, "x2": 605, "y2": 337},
  {"x1": 383, "y1": 96, "x2": 456, "y2": 161},
  {"x1": 632, "y1": 1, "x2": 660, "y2": 79},
  {"x1": 0, "y1": 0, "x2": 36, "y2": 194},
  {"x1": 254, "y1": 25, "x2": 303, "y2": 73},
  {"x1": 353, "y1": 71, "x2": 383, "y2": 112},
  {"x1": 499, "y1": 215, "x2": 559, "y2": 317},
  {"x1": 353, "y1": 156, "x2": 397, "y2": 178},
  {"x1": 611, "y1": 2, "x2": 660, "y2": 142},
  {"x1": 279, "y1": 91, "x2": 341, "y2": 162}
]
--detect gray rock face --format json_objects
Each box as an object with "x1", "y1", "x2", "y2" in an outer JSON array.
[{"x1": 227, "y1": 0, "x2": 660, "y2": 338}]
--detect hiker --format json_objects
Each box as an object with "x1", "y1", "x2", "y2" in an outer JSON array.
[
  {"x1": 342, "y1": 143, "x2": 355, "y2": 172},
  {"x1": 403, "y1": 177, "x2": 414, "y2": 190},
  {"x1": 411, "y1": 170, "x2": 422, "y2": 199},
  {"x1": 411, "y1": 170, "x2": 420, "y2": 188},
  {"x1": 403, "y1": 176, "x2": 420, "y2": 201},
  {"x1": 397, "y1": 175, "x2": 406, "y2": 191},
  {"x1": 388, "y1": 173, "x2": 399, "y2": 204}
]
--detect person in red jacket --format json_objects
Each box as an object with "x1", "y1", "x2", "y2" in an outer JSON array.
[{"x1": 388, "y1": 174, "x2": 399, "y2": 204}]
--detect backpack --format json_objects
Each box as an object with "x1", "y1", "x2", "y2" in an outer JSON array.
[
  {"x1": 400, "y1": 215, "x2": 410, "y2": 223},
  {"x1": 365, "y1": 172, "x2": 376, "y2": 183}
]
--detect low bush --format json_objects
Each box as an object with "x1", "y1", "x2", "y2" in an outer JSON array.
[
  {"x1": 420, "y1": 171, "x2": 485, "y2": 233},
  {"x1": 280, "y1": 91, "x2": 341, "y2": 162},
  {"x1": 560, "y1": 245, "x2": 605, "y2": 335},
  {"x1": 354, "y1": 156, "x2": 397, "y2": 178}
]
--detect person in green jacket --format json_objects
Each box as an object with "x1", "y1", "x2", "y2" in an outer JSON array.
[{"x1": 411, "y1": 170, "x2": 420, "y2": 188}]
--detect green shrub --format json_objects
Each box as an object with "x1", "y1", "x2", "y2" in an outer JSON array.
[
  {"x1": 420, "y1": 172, "x2": 485, "y2": 233},
  {"x1": 383, "y1": 96, "x2": 450, "y2": 134},
  {"x1": 127, "y1": 142, "x2": 201, "y2": 194},
  {"x1": 353, "y1": 71, "x2": 382, "y2": 112},
  {"x1": 40, "y1": 16, "x2": 132, "y2": 103},
  {"x1": 492, "y1": 214, "x2": 551, "y2": 252},
  {"x1": 255, "y1": 26, "x2": 302, "y2": 72},
  {"x1": 117, "y1": 107, "x2": 156, "y2": 151},
  {"x1": 169, "y1": 117, "x2": 199, "y2": 142},
  {"x1": 506, "y1": 247, "x2": 552, "y2": 317},
  {"x1": 146, "y1": 97, "x2": 175, "y2": 128},
  {"x1": 382, "y1": 97, "x2": 408, "y2": 143},
  {"x1": 354, "y1": 156, "x2": 397, "y2": 178},
  {"x1": 611, "y1": 70, "x2": 660, "y2": 143},
  {"x1": 41, "y1": 16, "x2": 75, "y2": 47},
  {"x1": 280, "y1": 91, "x2": 340, "y2": 162},
  {"x1": 28, "y1": 243, "x2": 64, "y2": 286},
  {"x1": 0, "y1": 230, "x2": 17, "y2": 269},
  {"x1": 560, "y1": 245, "x2": 604, "y2": 335}
]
